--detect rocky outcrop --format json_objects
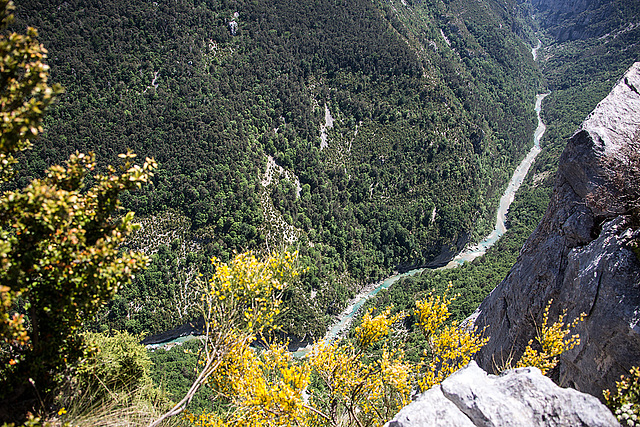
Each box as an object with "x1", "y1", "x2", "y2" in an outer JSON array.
[
  {"x1": 472, "y1": 62, "x2": 640, "y2": 397},
  {"x1": 228, "y1": 20, "x2": 238, "y2": 36},
  {"x1": 385, "y1": 361, "x2": 619, "y2": 427}
]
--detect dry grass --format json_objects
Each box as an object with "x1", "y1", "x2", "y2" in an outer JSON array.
[{"x1": 49, "y1": 383, "x2": 183, "y2": 427}]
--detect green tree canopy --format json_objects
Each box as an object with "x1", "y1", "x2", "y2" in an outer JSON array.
[{"x1": 0, "y1": 0, "x2": 156, "y2": 420}]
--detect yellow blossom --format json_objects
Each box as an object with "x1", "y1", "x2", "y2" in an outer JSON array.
[
  {"x1": 415, "y1": 286, "x2": 488, "y2": 391},
  {"x1": 516, "y1": 299, "x2": 585, "y2": 375},
  {"x1": 355, "y1": 306, "x2": 404, "y2": 349}
]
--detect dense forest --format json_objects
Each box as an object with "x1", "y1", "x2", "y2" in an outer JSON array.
[
  {"x1": 13, "y1": 0, "x2": 540, "y2": 338},
  {"x1": 4, "y1": 0, "x2": 639, "y2": 421},
  {"x1": 347, "y1": 0, "x2": 640, "y2": 371}
]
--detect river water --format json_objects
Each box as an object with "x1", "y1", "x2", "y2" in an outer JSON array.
[
  {"x1": 292, "y1": 91, "x2": 549, "y2": 357},
  {"x1": 443, "y1": 92, "x2": 548, "y2": 268}
]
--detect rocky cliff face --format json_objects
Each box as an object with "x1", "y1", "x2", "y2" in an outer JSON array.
[
  {"x1": 528, "y1": 0, "x2": 624, "y2": 41},
  {"x1": 472, "y1": 62, "x2": 640, "y2": 398},
  {"x1": 530, "y1": 0, "x2": 601, "y2": 16}
]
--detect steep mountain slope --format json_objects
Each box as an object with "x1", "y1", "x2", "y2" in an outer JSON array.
[
  {"x1": 473, "y1": 63, "x2": 640, "y2": 397},
  {"x1": 14, "y1": 0, "x2": 538, "y2": 338},
  {"x1": 528, "y1": 0, "x2": 640, "y2": 181},
  {"x1": 530, "y1": 0, "x2": 639, "y2": 41}
]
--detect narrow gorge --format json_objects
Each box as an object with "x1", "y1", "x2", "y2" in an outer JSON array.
[
  {"x1": 384, "y1": 59, "x2": 640, "y2": 427},
  {"x1": 473, "y1": 62, "x2": 640, "y2": 397},
  {"x1": 295, "y1": 86, "x2": 552, "y2": 355}
]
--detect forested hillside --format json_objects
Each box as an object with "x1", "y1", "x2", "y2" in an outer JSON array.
[
  {"x1": 13, "y1": 0, "x2": 539, "y2": 338},
  {"x1": 351, "y1": 0, "x2": 640, "y2": 367}
]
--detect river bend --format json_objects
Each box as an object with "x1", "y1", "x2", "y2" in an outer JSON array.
[{"x1": 291, "y1": 91, "x2": 550, "y2": 356}]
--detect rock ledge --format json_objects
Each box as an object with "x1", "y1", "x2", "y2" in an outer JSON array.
[{"x1": 385, "y1": 361, "x2": 619, "y2": 427}]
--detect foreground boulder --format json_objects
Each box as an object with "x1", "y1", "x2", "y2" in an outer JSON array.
[
  {"x1": 472, "y1": 62, "x2": 640, "y2": 397},
  {"x1": 385, "y1": 361, "x2": 619, "y2": 427}
]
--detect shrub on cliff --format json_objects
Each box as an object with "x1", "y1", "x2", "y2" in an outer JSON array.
[
  {"x1": 587, "y1": 138, "x2": 640, "y2": 260},
  {"x1": 605, "y1": 366, "x2": 640, "y2": 427}
]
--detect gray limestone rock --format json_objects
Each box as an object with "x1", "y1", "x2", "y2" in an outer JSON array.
[
  {"x1": 386, "y1": 386, "x2": 476, "y2": 427},
  {"x1": 472, "y1": 62, "x2": 640, "y2": 397},
  {"x1": 228, "y1": 20, "x2": 238, "y2": 36},
  {"x1": 385, "y1": 361, "x2": 620, "y2": 427}
]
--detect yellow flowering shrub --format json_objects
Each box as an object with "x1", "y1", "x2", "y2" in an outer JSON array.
[
  {"x1": 355, "y1": 306, "x2": 404, "y2": 349},
  {"x1": 150, "y1": 251, "x2": 300, "y2": 427},
  {"x1": 179, "y1": 283, "x2": 487, "y2": 427},
  {"x1": 308, "y1": 326, "x2": 413, "y2": 426},
  {"x1": 415, "y1": 285, "x2": 489, "y2": 391},
  {"x1": 206, "y1": 250, "x2": 299, "y2": 334},
  {"x1": 415, "y1": 291, "x2": 451, "y2": 335},
  {"x1": 184, "y1": 411, "x2": 226, "y2": 427},
  {"x1": 200, "y1": 305, "x2": 412, "y2": 427},
  {"x1": 604, "y1": 366, "x2": 640, "y2": 426},
  {"x1": 209, "y1": 341, "x2": 310, "y2": 427},
  {"x1": 515, "y1": 299, "x2": 585, "y2": 375},
  {"x1": 186, "y1": 341, "x2": 310, "y2": 427},
  {"x1": 206, "y1": 333, "x2": 262, "y2": 397},
  {"x1": 170, "y1": 271, "x2": 590, "y2": 427},
  {"x1": 377, "y1": 347, "x2": 414, "y2": 418}
]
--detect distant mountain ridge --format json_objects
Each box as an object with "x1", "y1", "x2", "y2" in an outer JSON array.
[{"x1": 527, "y1": 0, "x2": 639, "y2": 41}]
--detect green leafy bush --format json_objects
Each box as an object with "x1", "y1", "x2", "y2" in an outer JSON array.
[
  {"x1": 0, "y1": 0, "x2": 156, "y2": 419},
  {"x1": 78, "y1": 331, "x2": 153, "y2": 394}
]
